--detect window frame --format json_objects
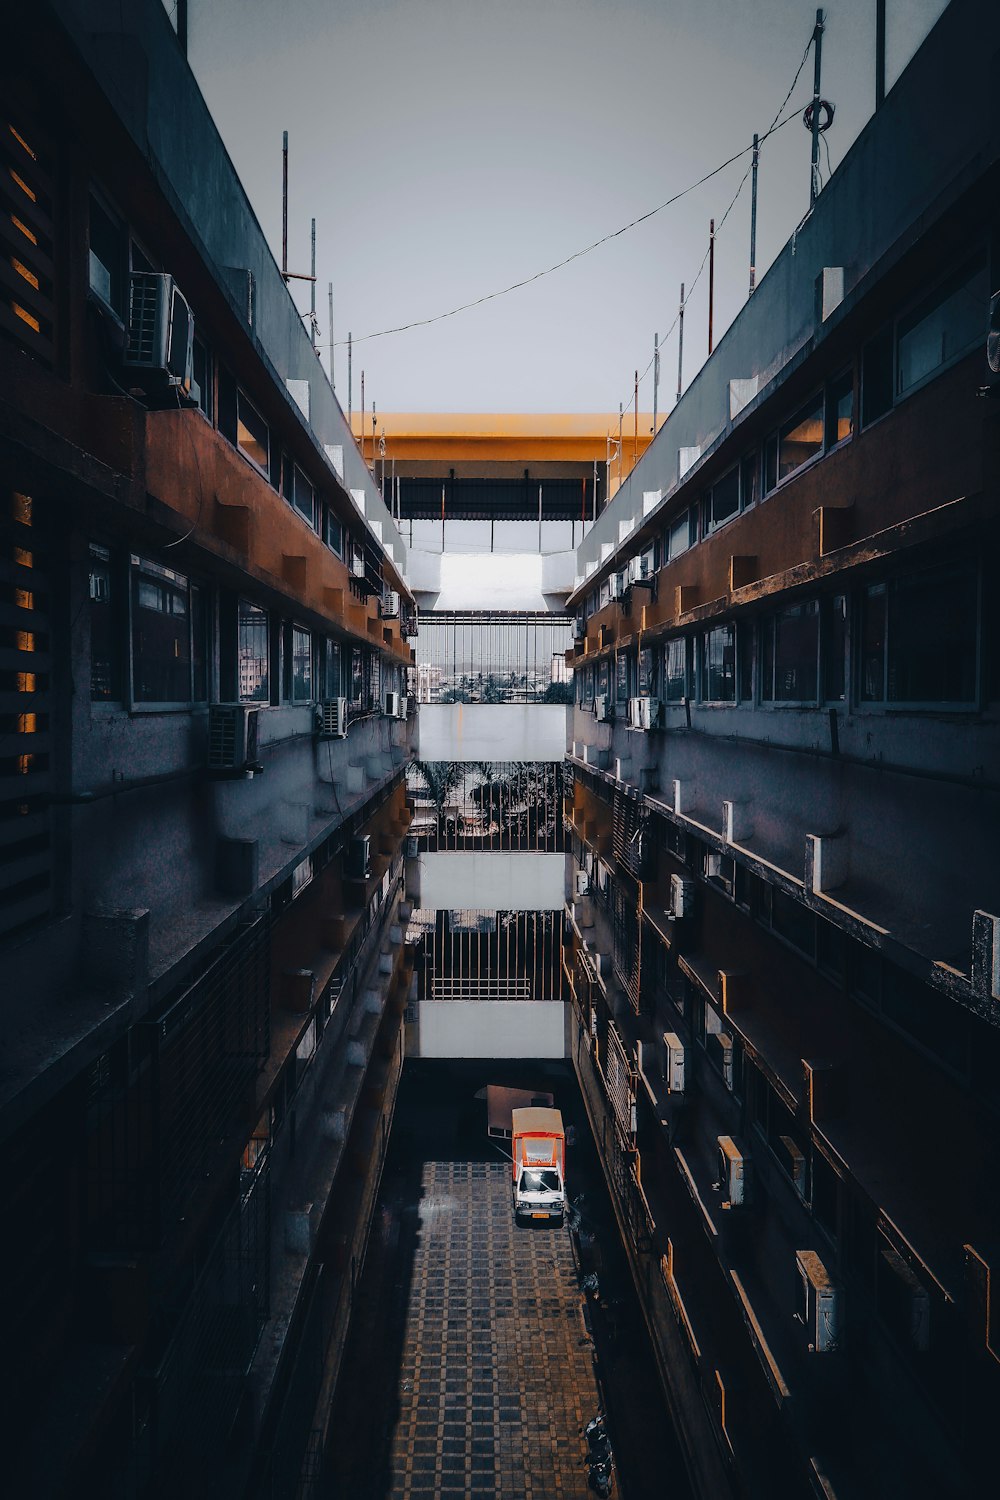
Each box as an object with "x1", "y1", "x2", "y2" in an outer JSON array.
[
  {"x1": 126, "y1": 553, "x2": 209, "y2": 712},
  {"x1": 855, "y1": 559, "x2": 981, "y2": 712}
]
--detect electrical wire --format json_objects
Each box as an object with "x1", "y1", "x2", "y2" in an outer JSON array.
[{"x1": 338, "y1": 109, "x2": 803, "y2": 350}]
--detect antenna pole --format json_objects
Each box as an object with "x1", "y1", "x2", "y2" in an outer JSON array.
[
  {"x1": 328, "y1": 283, "x2": 335, "y2": 387},
  {"x1": 810, "y1": 9, "x2": 825, "y2": 207},
  {"x1": 749, "y1": 135, "x2": 759, "y2": 295},
  {"x1": 618, "y1": 404, "x2": 623, "y2": 491},
  {"x1": 309, "y1": 218, "x2": 317, "y2": 347},
  {"x1": 708, "y1": 219, "x2": 715, "y2": 355},
  {"x1": 633, "y1": 370, "x2": 639, "y2": 471},
  {"x1": 176, "y1": 0, "x2": 188, "y2": 55},
  {"x1": 593, "y1": 458, "x2": 598, "y2": 523},
  {"x1": 347, "y1": 333, "x2": 352, "y2": 429},
  {"x1": 360, "y1": 370, "x2": 365, "y2": 456},
  {"x1": 281, "y1": 131, "x2": 288, "y2": 279},
  {"x1": 677, "y1": 283, "x2": 685, "y2": 401},
  {"x1": 652, "y1": 333, "x2": 659, "y2": 434},
  {"x1": 875, "y1": 0, "x2": 886, "y2": 108}
]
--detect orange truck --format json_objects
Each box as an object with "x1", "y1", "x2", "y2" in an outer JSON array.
[{"x1": 511, "y1": 1106, "x2": 566, "y2": 1224}]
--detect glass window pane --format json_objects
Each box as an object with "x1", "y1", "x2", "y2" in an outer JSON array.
[
  {"x1": 89, "y1": 543, "x2": 119, "y2": 701},
  {"x1": 771, "y1": 601, "x2": 819, "y2": 702},
  {"x1": 887, "y1": 561, "x2": 977, "y2": 703},
  {"x1": 763, "y1": 433, "x2": 778, "y2": 494},
  {"x1": 325, "y1": 509, "x2": 343, "y2": 557},
  {"x1": 292, "y1": 464, "x2": 316, "y2": 528},
  {"x1": 738, "y1": 622, "x2": 754, "y2": 701},
  {"x1": 826, "y1": 370, "x2": 853, "y2": 447},
  {"x1": 860, "y1": 584, "x2": 886, "y2": 701},
  {"x1": 668, "y1": 511, "x2": 690, "y2": 560},
  {"x1": 897, "y1": 259, "x2": 988, "y2": 395},
  {"x1": 664, "y1": 638, "x2": 686, "y2": 701},
  {"x1": 740, "y1": 452, "x2": 759, "y2": 510},
  {"x1": 706, "y1": 467, "x2": 740, "y2": 532},
  {"x1": 191, "y1": 335, "x2": 212, "y2": 419},
  {"x1": 191, "y1": 583, "x2": 208, "y2": 701},
  {"x1": 236, "y1": 391, "x2": 268, "y2": 471},
  {"x1": 861, "y1": 326, "x2": 893, "y2": 426},
  {"x1": 131, "y1": 556, "x2": 191, "y2": 702},
  {"x1": 88, "y1": 195, "x2": 124, "y2": 315},
  {"x1": 701, "y1": 624, "x2": 735, "y2": 702},
  {"x1": 778, "y1": 397, "x2": 823, "y2": 481},
  {"x1": 822, "y1": 595, "x2": 847, "y2": 702},
  {"x1": 291, "y1": 627, "x2": 312, "y2": 701},
  {"x1": 238, "y1": 600, "x2": 269, "y2": 702},
  {"x1": 324, "y1": 640, "x2": 341, "y2": 698}
]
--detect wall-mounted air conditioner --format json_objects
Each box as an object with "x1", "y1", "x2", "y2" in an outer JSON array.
[
  {"x1": 796, "y1": 1250, "x2": 842, "y2": 1353},
  {"x1": 662, "y1": 1031, "x2": 685, "y2": 1093},
  {"x1": 124, "y1": 272, "x2": 194, "y2": 396},
  {"x1": 707, "y1": 1029, "x2": 734, "y2": 1089},
  {"x1": 380, "y1": 590, "x2": 400, "y2": 618},
  {"x1": 405, "y1": 834, "x2": 419, "y2": 859},
  {"x1": 208, "y1": 704, "x2": 263, "y2": 773},
  {"x1": 716, "y1": 1134, "x2": 749, "y2": 1208},
  {"x1": 317, "y1": 698, "x2": 348, "y2": 738},
  {"x1": 779, "y1": 1135, "x2": 808, "y2": 1198},
  {"x1": 397, "y1": 695, "x2": 409, "y2": 720},
  {"x1": 670, "y1": 872, "x2": 696, "y2": 919},
  {"x1": 346, "y1": 833, "x2": 371, "y2": 881},
  {"x1": 383, "y1": 691, "x2": 400, "y2": 718},
  {"x1": 627, "y1": 697, "x2": 645, "y2": 731},
  {"x1": 573, "y1": 617, "x2": 585, "y2": 640},
  {"x1": 609, "y1": 571, "x2": 625, "y2": 600},
  {"x1": 575, "y1": 869, "x2": 590, "y2": 897},
  {"x1": 594, "y1": 694, "x2": 608, "y2": 722}
]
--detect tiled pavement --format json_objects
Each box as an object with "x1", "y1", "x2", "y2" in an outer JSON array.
[{"x1": 388, "y1": 1160, "x2": 601, "y2": 1499}]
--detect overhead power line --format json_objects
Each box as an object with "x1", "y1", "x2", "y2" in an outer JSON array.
[{"x1": 336, "y1": 111, "x2": 800, "y2": 349}]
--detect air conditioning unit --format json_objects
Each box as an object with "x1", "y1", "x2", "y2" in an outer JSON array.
[
  {"x1": 397, "y1": 695, "x2": 409, "y2": 720},
  {"x1": 796, "y1": 1250, "x2": 842, "y2": 1352},
  {"x1": 670, "y1": 873, "x2": 696, "y2": 919},
  {"x1": 572, "y1": 617, "x2": 585, "y2": 641},
  {"x1": 383, "y1": 690, "x2": 400, "y2": 718},
  {"x1": 350, "y1": 550, "x2": 366, "y2": 580},
  {"x1": 208, "y1": 704, "x2": 262, "y2": 773},
  {"x1": 380, "y1": 590, "x2": 400, "y2": 618},
  {"x1": 779, "y1": 1135, "x2": 807, "y2": 1198},
  {"x1": 124, "y1": 272, "x2": 194, "y2": 395},
  {"x1": 594, "y1": 694, "x2": 608, "y2": 722},
  {"x1": 609, "y1": 571, "x2": 625, "y2": 600},
  {"x1": 662, "y1": 1031, "x2": 685, "y2": 1094},
  {"x1": 640, "y1": 697, "x2": 660, "y2": 730},
  {"x1": 716, "y1": 1135, "x2": 749, "y2": 1208},
  {"x1": 575, "y1": 869, "x2": 590, "y2": 897},
  {"x1": 346, "y1": 833, "x2": 371, "y2": 881},
  {"x1": 627, "y1": 697, "x2": 644, "y2": 730},
  {"x1": 317, "y1": 698, "x2": 348, "y2": 738},
  {"x1": 405, "y1": 834, "x2": 419, "y2": 859}
]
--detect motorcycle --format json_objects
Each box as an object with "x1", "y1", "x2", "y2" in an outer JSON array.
[{"x1": 583, "y1": 1412, "x2": 615, "y2": 1497}]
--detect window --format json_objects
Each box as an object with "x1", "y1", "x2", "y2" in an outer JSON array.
[
  {"x1": 323, "y1": 639, "x2": 341, "y2": 699},
  {"x1": 615, "y1": 653, "x2": 630, "y2": 703},
  {"x1": 638, "y1": 647, "x2": 657, "y2": 696},
  {"x1": 349, "y1": 646, "x2": 364, "y2": 712},
  {"x1": 290, "y1": 464, "x2": 316, "y2": 529},
  {"x1": 89, "y1": 544, "x2": 120, "y2": 700},
  {"x1": 191, "y1": 584, "x2": 208, "y2": 701},
  {"x1": 896, "y1": 257, "x2": 988, "y2": 396},
  {"x1": 238, "y1": 600, "x2": 269, "y2": 702},
  {"x1": 763, "y1": 431, "x2": 778, "y2": 495},
  {"x1": 777, "y1": 395, "x2": 824, "y2": 482},
  {"x1": 761, "y1": 601, "x2": 819, "y2": 703},
  {"x1": 825, "y1": 370, "x2": 853, "y2": 448},
  {"x1": 286, "y1": 624, "x2": 313, "y2": 702},
  {"x1": 236, "y1": 390, "x2": 269, "y2": 473},
  {"x1": 738, "y1": 621, "x2": 754, "y2": 702},
  {"x1": 739, "y1": 451, "x2": 759, "y2": 511},
  {"x1": 860, "y1": 561, "x2": 978, "y2": 705},
  {"x1": 700, "y1": 624, "x2": 735, "y2": 702},
  {"x1": 325, "y1": 507, "x2": 343, "y2": 557},
  {"x1": 768, "y1": 887, "x2": 815, "y2": 959},
  {"x1": 861, "y1": 325, "x2": 893, "y2": 427},
  {"x1": 88, "y1": 193, "x2": 125, "y2": 316},
  {"x1": 130, "y1": 556, "x2": 197, "y2": 704},
  {"x1": 664, "y1": 637, "x2": 687, "y2": 702},
  {"x1": 821, "y1": 595, "x2": 847, "y2": 701},
  {"x1": 191, "y1": 333, "x2": 212, "y2": 419},
  {"x1": 702, "y1": 466, "x2": 740, "y2": 534},
  {"x1": 666, "y1": 509, "x2": 692, "y2": 561}
]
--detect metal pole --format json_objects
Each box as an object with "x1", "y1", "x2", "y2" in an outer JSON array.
[
  {"x1": 538, "y1": 481, "x2": 543, "y2": 554},
  {"x1": 281, "y1": 131, "x2": 288, "y2": 279},
  {"x1": 875, "y1": 0, "x2": 886, "y2": 108},
  {"x1": 360, "y1": 371, "x2": 365, "y2": 457},
  {"x1": 749, "y1": 134, "x2": 759, "y2": 296},
  {"x1": 633, "y1": 370, "x2": 639, "y2": 471},
  {"x1": 810, "y1": 9, "x2": 825, "y2": 208},
  {"x1": 371, "y1": 402, "x2": 377, "y2": 475},
  {"x1": 176, "y1": 0, "x2": 188, "y2": 54},
  {"x1": 347, "y1": 333, "x2": 352, "y2": 428},
  {"x1": 309, "y1": 218, "x2": 317, "y2": 347},
  {"x1": 708, "y1": 219, "x2": 715, "y2": 355},
  {"x1": 328, "y1": 283, "x2": 335, "y2": 386},
  {"x1": 618, "y1": 404, "x2": 623, "y2": 490},
  {"x1": 677, "y1": 283, "x2": 685, "y2": 401},
  {"x1": 652, "y1": 333, "x2": 659, "y2": 434},
  {"x1": 593, "y1": 458, "x2": 598, "y2": 523},
  {"x1": 441, "y1": 481, "x2": 445, "y2": 552}
]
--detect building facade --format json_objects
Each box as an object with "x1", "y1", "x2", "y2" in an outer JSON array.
[{"x1": 2, "y1": 3, "x2": 416, "y2": 1495}]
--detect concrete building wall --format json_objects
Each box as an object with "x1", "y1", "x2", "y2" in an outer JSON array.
[
  {"x1": 416, "y1": 852, "x2": 566, "y2": 912},
  {"x1": 414, "y1": 1001, "x2": 566, "y2": 1058},
  {"x1": 418, "y1": 703, "x2": 568, "y2": 762}
]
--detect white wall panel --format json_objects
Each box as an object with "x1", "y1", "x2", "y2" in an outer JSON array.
[
  {"x1": 415, "y1": 1001, "x2": 567, "y2": 1058},
  {"x1": 417, "y1": 852, "x2": 566, "y2": 911},
  {"x1": 417, "y1": 702, "x2": 568, "y2": 762}
]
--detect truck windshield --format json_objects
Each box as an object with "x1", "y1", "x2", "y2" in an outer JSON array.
[{"x1": 519, "y1": 1169, "x2": 561, "y2": 1194}]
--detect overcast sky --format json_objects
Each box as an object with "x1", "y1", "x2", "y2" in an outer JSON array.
[{"x1": 182, "y1": 0, "x2": 949, "y2": 415}]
